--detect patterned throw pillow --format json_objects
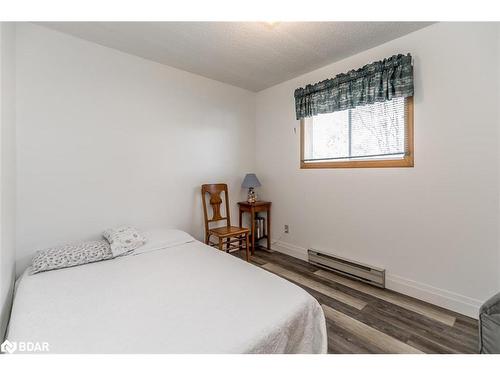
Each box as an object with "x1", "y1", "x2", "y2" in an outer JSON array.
[
  {"x1": 102, "y1": 226, "x2": 147, "y2": 257},
  {"x1": 30, "y1": 240, "x2": 113, "y2": 275}
]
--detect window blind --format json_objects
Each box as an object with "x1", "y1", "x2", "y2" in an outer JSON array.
[{"x1": 302, "y1": 97, "x2": 408, "y2": 162}]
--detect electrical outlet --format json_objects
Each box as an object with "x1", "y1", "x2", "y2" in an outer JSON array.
[{"x1": 284, "y1": 225, "x2": 289, "y2": 234}]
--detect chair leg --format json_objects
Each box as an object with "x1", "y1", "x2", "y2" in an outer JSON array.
[
  {"x1": 238, "y1": 235, "x2": 244, "y2": 259},
  {"x1": 245, "y1": 233, "x2": 250, "y2": 262},
  {"x1": 205, "y1": 233, "x2": 209, "y2": 245},
  {"x1": 218, "y1": 237, "x2": 223, "y2": 251},
  {"x1": 226, "y1": 238, "x2": 230, "y2": 252}
]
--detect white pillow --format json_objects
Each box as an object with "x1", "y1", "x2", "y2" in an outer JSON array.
[
  {"x1": 102, "y1": 226, "x2": 147, "y2": 257},
  {"x1": 29, "y1": 240, "x2": 113, "y2": 275},
  {"x1": 132, "y1": 228, "x2": 195, "y2": 255}
]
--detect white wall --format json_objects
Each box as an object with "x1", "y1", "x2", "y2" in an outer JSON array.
[
  {"x1": 15, "y1": 23, "x2": 255, "y2": 273},
  {"x1": 0, "y1": 22, "x2": 16, "y2": 339},
  {"x1": 498, "y1": 22, "x2": 500, "y2": 293},
  {"x1": 256, "y1": 22, "x2": 500, "y2": 317}
]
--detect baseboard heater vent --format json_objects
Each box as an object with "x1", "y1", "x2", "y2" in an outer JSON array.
[{"x1": 308, "y1": 249, "x2": 385, "y2": 288}]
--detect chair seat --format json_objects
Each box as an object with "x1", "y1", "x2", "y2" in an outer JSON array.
[{"x1": 209, "y1": 226, "x2": 249, "y2": 237}]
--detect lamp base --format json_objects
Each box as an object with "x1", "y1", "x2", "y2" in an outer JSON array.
[{"x1": 247, "y1": 188, "x2": 257, "y2": 203}]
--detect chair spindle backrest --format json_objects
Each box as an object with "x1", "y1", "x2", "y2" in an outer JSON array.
[{"x1": 201, "y1": 184, "x2": 231, "y2": 233}]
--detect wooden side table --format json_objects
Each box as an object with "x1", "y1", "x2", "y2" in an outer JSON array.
[{"x1": 238, "y1": 201, "x2": 271, "y2": 255}]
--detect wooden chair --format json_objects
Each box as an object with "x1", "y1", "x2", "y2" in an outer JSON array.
[{"x1": 201, "y1": 183, "x2": 250, "y2": 261}]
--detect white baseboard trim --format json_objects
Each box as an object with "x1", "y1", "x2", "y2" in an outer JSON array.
[
  {"x1": 272, "y1": 241, "x2": 481, "y2": 319},
  {"x1": 272, "y1": 241, "x2": 308, "y2": 261},
  {"x1": 385, "y1": 274, "x2": 481, "y2": 318}
]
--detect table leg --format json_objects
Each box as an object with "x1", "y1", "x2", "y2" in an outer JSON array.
[
  {"x1": 267, "y1": 208, "x2": 271, "y2": 250},
  {"x1": 239, "y1": 208, "x2": 243, "y2": 250},
  {"x1": 251, "y1": 207, "x2": 255, "y2": 255}
]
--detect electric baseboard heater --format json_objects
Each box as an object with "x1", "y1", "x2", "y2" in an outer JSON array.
[{"x1": 308, "y1": 249, "x2": 385, "y2": 288}]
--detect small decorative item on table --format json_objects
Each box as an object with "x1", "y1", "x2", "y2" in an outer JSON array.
[{"x1": 241, "y1": 173, "x2": 261, "y2": 203}]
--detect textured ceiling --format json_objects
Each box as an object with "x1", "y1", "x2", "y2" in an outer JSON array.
[{"x1": 39, "y1": 22, "x2": 433, "y2": 92}]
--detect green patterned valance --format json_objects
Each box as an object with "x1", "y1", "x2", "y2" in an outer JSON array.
[{"x1": 294, "y1": 53, "x2": 413, "y2": 120}]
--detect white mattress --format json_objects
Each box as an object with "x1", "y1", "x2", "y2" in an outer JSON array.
[{"x1": 7, "y1": 235, "x2": 327, "y2": 353}]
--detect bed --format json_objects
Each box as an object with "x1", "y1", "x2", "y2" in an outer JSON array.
[{"x1": 7, "y1": 230, "x2": 327, "y2": 354}]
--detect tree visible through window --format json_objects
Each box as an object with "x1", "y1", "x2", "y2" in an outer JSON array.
[{"x1": 301, "y1": 97, "x2": 413, "y2": 168}]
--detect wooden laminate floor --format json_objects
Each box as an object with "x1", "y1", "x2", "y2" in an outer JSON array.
[{"x1": 244, "y1": 249, "x2": 479, "y2": 354}]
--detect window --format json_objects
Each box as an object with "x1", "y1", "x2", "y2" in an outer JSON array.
[{"x1": 300, "y1": 97, "x2": 413, "y2": 168}]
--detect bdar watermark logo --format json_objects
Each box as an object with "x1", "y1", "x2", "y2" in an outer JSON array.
[
  {"x1": 1, "y1": 339, "x2": 16, "y2": 354},
  {"x1": 1, "y1": 339, "x2": 49, "y2": 354}
]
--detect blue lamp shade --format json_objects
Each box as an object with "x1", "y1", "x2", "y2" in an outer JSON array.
[{"x1": 241, "y1": 173, "x2": 261, "y2": 189}]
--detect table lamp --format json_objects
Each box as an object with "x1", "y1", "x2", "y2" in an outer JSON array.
[{"x1": 242, "y1": 173, "x2": 261, "y2": 203}]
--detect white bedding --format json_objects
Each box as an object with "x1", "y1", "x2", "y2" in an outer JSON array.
[{"x1": 7, "y1": 232, "x2": 327, "y2": 354}]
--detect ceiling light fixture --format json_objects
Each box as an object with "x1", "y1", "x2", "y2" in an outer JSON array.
[{"x1": 263, "y1": 21, "x2": 280, "y2": 28}]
